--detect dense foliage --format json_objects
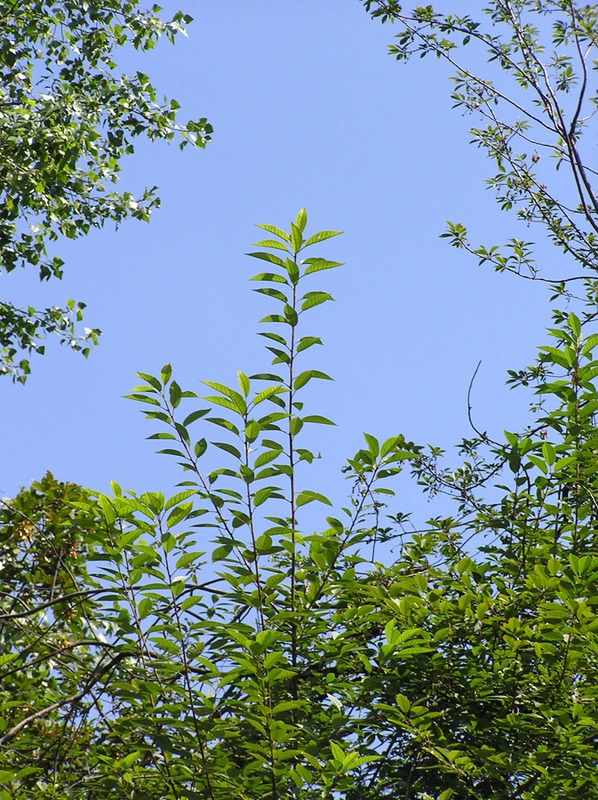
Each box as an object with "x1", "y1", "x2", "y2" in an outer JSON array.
[
  {"x1": 2, "y1": 210, "x2": 597, "y2": 799},
  {"x1": 0, "y1": 0, "x2": 211, "y2": 381},
  {"x1": 1, "y1": 2, "x2": 598, "y2": 799}
]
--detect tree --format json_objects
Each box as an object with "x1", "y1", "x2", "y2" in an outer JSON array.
[
  {"x1": 361, "y1": 1, "x2": 598, "y2": 285},
  {"x1": 0, "y1": 473, "x2": 120, "y2": 796},
  {"x1": 0, "y1": 1, "x2": 212, "y2": 382},
  {"x1": 2, "y1": 209, "x2": 598, "y2": 799},
  {"x1": 2, "y1": 2, "x2": 598, "y2": 799}
]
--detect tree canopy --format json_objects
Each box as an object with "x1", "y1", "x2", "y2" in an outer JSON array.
[
  {"x1": 0, "y1": 0, "x2": 211, "y2": 381},
  {"x1": 1, "y1": 2, "x2": 598, "y2": 799}
]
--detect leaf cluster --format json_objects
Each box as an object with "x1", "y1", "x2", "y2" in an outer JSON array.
[
  {"x1": 2, "y1": 211, "x2": 598, "y2": 799},
  {"x1": 0, "y1": 0, "x2": 212, "y2": 380}
]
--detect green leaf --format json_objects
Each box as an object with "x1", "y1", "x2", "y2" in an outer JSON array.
[
  {"x1": 254, "y1": 448, "x2": 282, "y2": 468},
  {"x1": 206, "y1": 395, "x2": 245, "y2": 414},
  {"x1": 542, "y1": 441, "x2": 556, "y2": 466},
  {"x1": 247, "y1": 251, "x2": 286, "y2": 267},
  {"x1": 290, "y1": 417, "x2": 304, "y2": 435},
  {"x1": 237, "y1": 370, "x2": 250, "y2": 397},
  {"x1": 296, "y1": 490, "x2": 333, "y2": 507},
  {"x1": 165, "y1": 490, "x2": 197, "y2": 510},
  {"x1": 253, "y1": 239, "x2": 289, "y2": 251},
  {"x1": 290, "y1": 222, "x2": 303, "y2": 252},
  {"x1": 364, "y1": 433, "x2": 380, "y2": 457},
  {"x1": 175, "y1": 551, "x2": 204, "y2": 569},
  {"x1": 255, "y1": 223, "x2": 290, "y2": 242},
  {"x1": 284, "y1": 304, "x2": 299, "y2": 326},
  {"x1": 381, "y1": 436, "x2": 402, "y2": 457},
  {"x1": 245, "y1": 419, "x2": 261, "y2": 441},
  {"x1": 212, "y1": 543, "x2": 233, "y2": 562},
  {"x1": 304, "y1": 229, "x2": 342, "y2": 246},
  {"x1": 301, "y1": 291, "x2": 334, "y2": 311},
  {"x1": 213, "y1": 441, "x2": 242, "y2": 459},
  {"x1": 166, "y1": 502, "x2": 193, "y2": 527},
  {"x1": 138, "y1": 597, "x2": 153, "y2": 619},
  {"x1": 295, "y1": 207, "x2": 308, "y2": 232},
  {"x1": 253, "y1": 486, "x2": 283, "y2": 506},
  {"x1": 183, "y1": 408, "x2": 210, "y2": 426},
  {"x1": 303, "y1": 257, "x2": 344, "y2": 274},
  {"x1": 253, "y1": 385, "x2": 287, "y2": 405},
  {"x1": 568, "y1": 312, "x2": 581, "y2": 337},
  {"x1": 138, "y1": 372, "x2": 162, "y2": 391},
  {"x1": 254, "y1": 286, "x2": 289, "y2": 302},
  {"x1": 294, "y1": 369, "x2": 333, "y2": 390},
  {"x1": 297, "y1": 336, "x2": 323, "y2": 352}
]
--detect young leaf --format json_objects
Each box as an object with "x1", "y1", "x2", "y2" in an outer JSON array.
[
  {"x1": 304, "y1": 229, "x2": 343, "y2": 246},
  {"x1": 255, "y1": 223, "x2": 290, "y2": 242},
  {"x1": 294, "y1": 369, "x2": 333, "y2": 390}
]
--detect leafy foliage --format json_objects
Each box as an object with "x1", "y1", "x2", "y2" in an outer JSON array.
[
  {"x1": 0, "y1": 0, "x2": 212, "y2": 381},
  {"x1": 362, "y1": 0, "x2": 598, "y2": 287},
  {"x1": 3, "y1": 2, "x2": 598, "y2": 798},
  {"x1": 2, "y1": 210, "x2": 598, "y2": 798}
]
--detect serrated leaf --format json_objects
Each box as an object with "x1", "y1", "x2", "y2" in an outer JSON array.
[
  {"x1": 253, "y1": 238, "x2": 289, "y2": 251},
  {"x1": 255, "y1": 223, "x2": 290, "y2": 242},
  {"x1": 245, "y1": 419, "x2": 261, "y2": 441},
  {"x1": 297, "y1": 336, "x2": 323, "y2": 352},
  {"x1": 175, "y1": 551, "x2": 203, "y2": 569},
  {"x1": 381, "y1": 436, "x2": 401, "y2": 457},
  {"x1": 364, "y1": 433, "x2": 380, "y2": 457},
  {"x1": 295, "y1": 207, "x2": 308, "y2": 232},
  {"x1": 250, "y1": 372, "x2": 284, "y2": 382},
  {"x1": 290, "y1": 221, "x2": 303, "y2": 252},
  {"x1": 257, "y1": 331, "x2": 287, "y2": 344},
  {"x1": 254, "y1": 287, "x2": 288, "y2": 302},
  {"x1": 294, "y1": 370, "x2": 333, "y2": 390},
  {"x1": 301, "y1": 291, "x2": 333, "y2": 311},
  {"x1": 125, "y1": 393, "x2": 161, "y2": 406},
  {"x1": 166, "y1": 502, "x2": 193, "y2": 527},
  {"x1": 183, "y1": 408, "x2": 210, "y2": 426},
  {"x1": 304, "y1": 229, "x2": 342, "y2": 246},
  {"x1": 237, "y1": 370, "x2": 250, "y2": 397},
  {"x1": 247, "y1": 251, "x2": 286, "y2": 267},
  {"x1": 207, "y1": 417, "x2": 240, "y2": 434},
  {"x1": 205, "y1": 396, "x2": 244, "y2": 414},
  {"x1": 303, "y1": 257, "x2": 344, "y2": 274},
  {"x1": 254, "y1": 449, "x2": 282, "y2": 468},
  {"x1": 138, "y1": 597, "x2": 153, "y2": 619},
  {"x1": 213, "y1": 441, "x2": 242, "y2": 459},
  {"x1": 296, "y1": 490, "x2": 332, "y2": 507},
  {"x1": 250, "y1": 272, "x2": 288, "y2": 284},
  {"x1": 137, "y1": 372, "x2": 162, "y2": 390},
  {"x1": 253, "y1": 486, "x2": 283, "y2": 506},
  {"x1": 253, "y1": 385, "x2": 287, "y2": 405},
  {"x1": 330, "y1": 741, "x2": 345, "y2": 762},
  {"x1": 181, "y1": 595, "x2": 204, "y2": 611},
  {"x1": 165, "y1": 490, "x2": 197, "y2": 510},
  {"x1": 259, "y1": 314, "x2": 286, "y2": 324},
  {"x1": 212, "y1": 543, "x2": 233, "y2": 562}
]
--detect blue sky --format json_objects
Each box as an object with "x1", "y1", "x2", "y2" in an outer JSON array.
[{"x1": 2, "y1": 1, "x2": 556, "y2": 519}]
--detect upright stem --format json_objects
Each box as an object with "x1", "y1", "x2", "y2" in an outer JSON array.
[{"x1": 288, "y1": 256, "x2": 298, "y2": 672}]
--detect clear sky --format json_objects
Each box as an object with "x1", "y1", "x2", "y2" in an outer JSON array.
[{"x1": 2, "y1": 1, "x2": 556, "y2": 521}]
